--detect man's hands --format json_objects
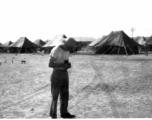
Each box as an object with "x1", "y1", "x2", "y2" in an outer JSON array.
[
  {"x1": 64, "y1": 60, "x2": 71, "y2": 69},
  {"x1": 49, "y1": 56, "x2": 71, "y2": 70},
  {"x1": 64, "y1": 62, "x2": 71, "y2": 69}
]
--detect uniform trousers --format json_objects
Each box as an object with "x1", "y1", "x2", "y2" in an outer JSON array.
[{"x1": 50, "y1": 69, "x2": 69, "y2": 118}]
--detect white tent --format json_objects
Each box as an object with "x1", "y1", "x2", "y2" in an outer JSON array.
[{"x1": 43, "y1": 34, "x2": 67, "y2": 47}]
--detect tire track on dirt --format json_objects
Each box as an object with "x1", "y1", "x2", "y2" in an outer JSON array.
[
  {"x1": 90, "y1": 60, "x2": 130, "y2": 118},
  {"x1": 69, "y1": 60, "x2": 121, "y2": 117},
  {"x1": 0, "y1": 84, "x2": 50, "y2": 111},
  {"x1": 69, "y1": 60, "x2": 98, "y2": 110},
  {"x1": 89, "y1": 61, "x2": 120, "y2": 118}
]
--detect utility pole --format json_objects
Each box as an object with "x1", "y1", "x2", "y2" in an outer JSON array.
[{"x1": 131, "y1": 28, "x2": 135, "y2": 39}]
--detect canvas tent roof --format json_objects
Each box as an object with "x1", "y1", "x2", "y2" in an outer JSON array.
[
  {"x1": 34, "y1": 39, "x2": 46, "y2": 47},
  {"x1": 43, "y1": 34, "x2": 67, "y2": 47},
  {"x1": 92, "y1": 31, "x2": 140, "y2": 55},
  {"x1": 0, "y1": 43, "x2": 5, "y2": 47},
  {"x1": 4, "y1": 41, "x2": 13, "y2": 47},
  {"x1": 134, "y1": 36, "x2": 146, "y2": 45},
  {"x1": 9, "y1": 37, "x2": 39, "y2": 53},
  {"x1": 10, "y1": 37, "x2": 38, "y2": 48},
  {"x1": 0, "y1": 43, "x2": 3, "y2": 46},
  {"x1": 88, "y1": 36, "x2": 107, "y2": 47}
]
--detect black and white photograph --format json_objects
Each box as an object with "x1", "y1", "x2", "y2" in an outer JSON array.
[{"x1": 0, "y1": 0, "x2": 152, "y2": 118}]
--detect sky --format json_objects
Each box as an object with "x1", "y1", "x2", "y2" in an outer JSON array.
[{"x1": 0, "y1": 0, "x2": 152, "y2": 43}]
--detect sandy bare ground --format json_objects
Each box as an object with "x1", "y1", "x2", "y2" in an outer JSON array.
[{"x1": 0, "y1": 53, "x2": 152, "y2": 118}]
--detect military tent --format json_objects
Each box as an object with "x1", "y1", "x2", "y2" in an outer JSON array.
[
  {"x1": 34, "y1": 39, "x2": 46, "y2": 47},
  {"x1": 92, "y1": 31, "x2": 140, "y2": 55},
  {"x1": 4, "y1": 41, "x2": 13, "y2": 47},
  {"x1": 43, "y1": 34, "x2": 67, "y2": 47},
  {"x1": 0, "y1": 43, "x2": 4, "y2": 47},
  {"x1": 9, "y1": 37, "x2": 39, "y2": 53},
  {"x1": 42, "y1": 34, "x2": 67, "y2": 53},
  {"x1": 134, "y1": 36, "x2": 146, "y2": 45}
]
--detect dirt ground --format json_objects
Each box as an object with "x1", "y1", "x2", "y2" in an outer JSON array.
[{"x1": 0, "y1": 53, "x2": 152, "y2": 118}]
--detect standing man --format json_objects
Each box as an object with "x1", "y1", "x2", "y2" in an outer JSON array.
[{"x1": 48, "y1": 37, "x2": 77, "y2": 118}]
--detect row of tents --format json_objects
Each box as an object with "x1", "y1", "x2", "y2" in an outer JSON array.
[
  {"x1": 0, "y1": 34, "x2": 94, "y2": 53},
  {"x1": 0, "y1": 35, "x2": 68, "y2": 53},
  {"x1": 1, "y1": 31, "x2": 152, "y2": 55}
]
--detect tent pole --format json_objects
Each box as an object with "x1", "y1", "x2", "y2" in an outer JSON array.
[
  {"x1": 128, "y1": 45, "x2": 135, "y2": 54},
  {"x1": 29, "y1": 47, "x2": 33, "y2": 53},
  {"x1": 117, "y1": 46, "x2": 120, "y2": 54},
  {"x1": 14, "y1": 47, "x2": 18, "y2": 53},
  {"x1": 124, "y1": 45, "x2": 128, "y2": 55},
  {"x1": 110, "y1": 45, "x2": 116, "y2": 54},
  {"x1": 129, "y1": 47, "x2": 139, "y2": 53},
  {"x1": 102, "y1": 46, "x2": 113, "y2": 54},
  {"x1": 18, "y1": 47, "x2": 22, "y2": 53}
]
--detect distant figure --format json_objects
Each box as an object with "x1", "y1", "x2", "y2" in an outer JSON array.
[
  {"x1": 21, "y1": 60, "x2": 26, "y2": 64},
  {"x1": 48, "y1": 37, "x2": 77, "y2": 118},
  {"x1": 144, "y1": 42, "x2": 148, "y2": 56}
]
